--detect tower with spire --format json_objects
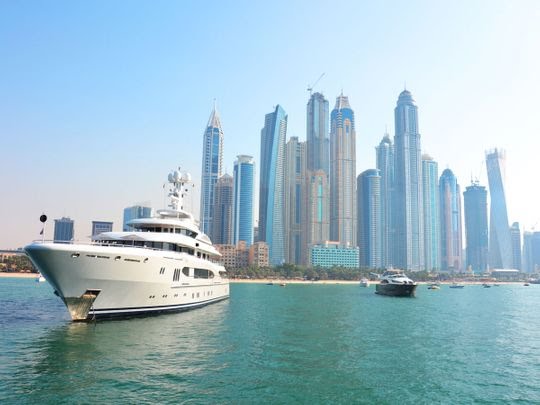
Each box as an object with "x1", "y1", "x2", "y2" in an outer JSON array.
[
  {"x1": 376, "y1": 131, "x2": 394, "y2": 268},
  {"x1": 199, "y1": 102, "x2": 224, "y2": 238}
]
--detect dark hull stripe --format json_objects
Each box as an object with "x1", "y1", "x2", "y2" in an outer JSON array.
[{"x1": 87, "y1": 295, "x2": 229, "y2": 320}]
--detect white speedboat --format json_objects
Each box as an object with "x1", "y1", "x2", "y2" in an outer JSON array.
[
  {"x1": 360, "y1": 278, "x2": 370, "y2": 287},
  {"x1": 375, "y1": 269, "x2": 417, "y2": 297},
  {"x1": 35, "y1": 273, "x2": 46, "y2": 282},
  {"x1": 25, "y1": 169, "x2": 229, "y2": 321}
]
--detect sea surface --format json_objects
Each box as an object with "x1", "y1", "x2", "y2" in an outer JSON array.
[{"x1": 1, "y1": 278, "x2": 539, "y2": 404}]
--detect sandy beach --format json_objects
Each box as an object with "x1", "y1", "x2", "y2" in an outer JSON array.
[{"x1": 0, "y1": 272, "x2": 38, "y2": 279}]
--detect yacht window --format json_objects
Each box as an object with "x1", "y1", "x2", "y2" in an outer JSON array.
[
  {"x1": 182, "y1": 267, "x2": 191, "y2": 277},
  {"x1": 188, "y1": 249, "x2": 194, "y2": 256},
  {"x1": 219, "y1": 271, "x2": 228, "y2": 278},
  {"x1": 194, "y1": 268, "x2": 210, "y2": 279},
  {"x1": 175, "y1": 229, "x2": 181, "y2": 234}
]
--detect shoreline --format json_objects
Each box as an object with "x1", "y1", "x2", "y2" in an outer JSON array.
[
  {"x1": 0, "y1": 272, "x2": 38, "y2": 279},
  {"x1": 229, "y1": 278, "x2": 526, "y2": 285}
]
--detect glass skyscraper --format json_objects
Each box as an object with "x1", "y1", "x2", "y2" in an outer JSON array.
[
  {"x1": 123, "y1": 205, "x2": 152, "y2": 231},
  {"x1": 306, "y1": 170, "x2": 330, "y2": 246},
  {"x1": 486, "y1": 149, "x2": 512, "y2": 269},
  {"x1": 439, "y1": 168, "x2": 463, "y2": 271},
  {"x1": 306, "y1": 92, "x2": 329, "y2": 174},
  {"x1": 463, "y1": 182, "x2": 488, "y2": 273},
  {"x1": 357, "y1": 169, "x2": 382, "y2": 269},
  {"x1": 200, "y1": 104, "x2": 224, "y2": 237},
  {"x1": 376, "y1": 133, "x2": 394, "y2": 268},
  {"x1": 284, "y1": 137, "x2": 306, "y2": 265},
  {"x1": 330, "y1": 93, "x2": 356, "y2": 247},
  {"x1": 233, "y1": 155, "x2": 254, "y2": 247},
  {"x1": 393, "y1": 89, "x2": 424, "y2": 271},
  {"x1": 54, "y1": 217, "x2": 74, "y2": 242},
  {"x1": 259, "y1": 106, "x2": 287, "y2": 265},
  {"x1": 212, "y1": 174, "x2": 234, "y2": 245},
  {"x1": 510, "y1": 222, "x2": 522, "y2": 270},
  {"x1": 422, "y1": 155, "x2": 440, "y2": 271}
]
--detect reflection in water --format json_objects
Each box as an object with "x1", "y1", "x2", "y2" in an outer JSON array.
[{"x1": 8, "y1": 301, "x2": 230, "y2": 403}]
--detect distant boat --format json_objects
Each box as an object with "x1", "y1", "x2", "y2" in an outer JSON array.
[
  {"x1": 427, "y1": 284, "x2": 440, "y2": 290},
  {"x1": 524, "y1": 282, "x2": 530, "y2": 286},
  {"x1": 482, "y1": 283, "x2": 492, "y2": 288},
  {"x1": 35, "y1": 273, "x2": 46, "y2": 283},
  {"x1": 266, "y1": 282, "x2": 274, "y2": 286},
  {"x1": 449, "y1": 283, "x2": 465, "y2": 289},
  {"x1": 360, "y1": 278, "x2": 370, "y2": 287},
  {"x1": 375, "y1": 269, "x2": 417, "y2": 297},
  {"x1": 279, "y1": 282, "x2": 286, "y2": 287}
]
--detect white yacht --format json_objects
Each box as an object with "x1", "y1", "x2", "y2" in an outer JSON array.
[
  {"x1": 375, "y1": 269, "x2": 417, "y2": 297},
  {"x1": 25, "y1": 169, "x2": 229, "y2": 321}
]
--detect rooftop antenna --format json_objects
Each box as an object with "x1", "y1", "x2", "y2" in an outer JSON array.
[{"x1": 307, "y1": 73, "x2": 325, "y2": 96}]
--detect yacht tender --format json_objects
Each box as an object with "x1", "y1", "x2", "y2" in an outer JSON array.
[{"x1": 25, "y1": 169, "x2": 229, "y2": 321}]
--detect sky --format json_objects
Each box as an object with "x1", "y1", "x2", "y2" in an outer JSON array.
[{"x1": 1, "y1": 0, "x2": 540, "y2": 249}]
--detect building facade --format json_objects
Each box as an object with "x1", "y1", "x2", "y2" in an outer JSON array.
[
  {"x1": 309, "y1": 242, "x2": 359, "y2": 268},
  {"x1": 306, "y1": 92, "x2": 330, "y2": 174},
  {"x1": 233, "y1": 155, "x2": 254, "y2": 247},
  {"x1": 393, "y1": 89, "x2": 424, "y2": 271},
  {"x1": 211, "y1": 174, "x2": 234, "y2": 245},
  {"x1": 54, "y1": 217, "x2": 74, "y2": 242},
  {"x1": 305, "y1": 170, "x2": 330, "y2": 246},
  {"x1": 91, "y1": 221, "x2": 113, "y2": 238},
  {"x1": 357, "y1": 169, "x2": 382, "y2": 269},
  {"x1": 422, "y1": 155, "x2": 440, "y2": 271},
  {"x1": 200, "y1": 104, "x2": 224, "y2": 237},
  {"x1": 284, "y1": 137, "x2": 306, "y2": 265},
  {"x1": 463, "y1": 182, "x2": 488, "y2": 273},
  {"x1": 510, "y1": 222, "x2": 522, "y2": 270},
  {"x1": 486, "y1": 149, "x2": 512, "y2": 269},
  {"x1": 376, "y1": 133, "x2": 394, "y2": 268},
  {"x1": 330, "y1": 93, "x2": 356, "y2": 247},
  {"x1": 439, "y1": 168, "x2": 463, "y2": 271},
  {"x1": 259, "y1": 105, "x2": 287, "y2": 265},
  {"x1": 123, "y1": 205, "x2": 152, "y2": 231}
]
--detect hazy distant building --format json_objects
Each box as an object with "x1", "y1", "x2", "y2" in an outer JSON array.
[
  {"x1": 393, "y1": 89, "x2": 424, "y2": 271},
  {"x1": 91, "y1": 221, "x2": 113, "y2": 238},
  {"x1": 54, "y1": 217, "x2": 74, "y2": 242},
  {"x1": 330, "y1": 93, "x2": 356, "y2": 247},
  {"x1": 259, "y1": 105, "x2": 287, "y2": 265},
  {"x1": 532, "y1": 232, "x2": 540, "y2": 272},
  {"x1": 376, "y1": 133, "x2": 394, "y2": 268},
  {"x1": 439, "y1": 168, "x2": 463, "y2": 271},
  {"x1": 233, "y1": 155, "x2": 254, "y2": 247},
  {"x1": 486, "y1": 149, "x2": 512, "y2": 269},
  {"x1": 200, "y1": 104, "x2": 224, "y2": 237},
  {"x1": 510, "y1": 222, "x2": 522, "y2": 270},
  {"x1": 306, "y1": 92, "x2": 330, "y2": 174},
  {"x1": 284, "y1": 137, "x2": 306, "y2": 265},
  {"x1": 309, "y1": 242, "x2": 359, "y2": 268},
  {"x1": 123, "y1": 205, "x2": 152, "y2": 231},
  {"x1": 422, "y1": 155, "x2": 440, "y2": 271},
  {"x1": 463, "y1": 182, "x2": 488, "y2": 273},
  {"x1": 357, "y1": 169, "x2": 382, "y2": 269},
  {"x1": 211, "y1": 174, "x2": 234, "y2": 245},
  {"x1": 522, "y1": 231, "x2": 534, "y2": 273}
]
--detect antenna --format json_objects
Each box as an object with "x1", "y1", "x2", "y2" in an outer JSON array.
[{"x1": 307, "y1": 73, "x2": 325, "y2": 96}]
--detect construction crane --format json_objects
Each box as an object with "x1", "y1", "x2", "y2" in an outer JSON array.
[{"x1": 307, "y1": 73, "x2": 325, "y2": 96}]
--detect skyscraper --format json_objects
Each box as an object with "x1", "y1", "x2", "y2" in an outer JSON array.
[
  {"x1": 522, "y1": 231, "x2": 534, "y2": 273},
  {"x1": 439, "y1": 168, "x2": 463, "y2": 271},
  {"x1": 510, "y1": 222, "x2": 522, "y2": 270},
  {"x1": 463, "y1": 182, "x2": 488, "y2": 273},
  {"x1": 422, "y1": 155, "x2": 440, "y2": 271},
  {"x1": 284, "y1": 137, "x2": 306, "y2": 265},
  {"x1": 259, "y1": 105, "x2": 287, "y2": 265},
  {"x1": 200, "y1": 104, "x2": 224, "y2": 237},
  {"x1": 486, "y1": 149, "x2": 512, "y2": 269},
  {"x1": 376, "y1": 133, "x2": 394, "y2": 268},
  {"x1": 54, "y1": 217, "x2": 74, "y2": 242},
  {"x1": 233, "y1": 155, "x2": 254, "y2": 247},
  {"x1": 330, "y1": 93, "x2": 356, "y2": 247},
  {"x1": 123, "y1": 205, "x2": 152, "y2": 231},
  {"x1": 306, "y1": 92, "x2": 330, "y2": 174},
  {"x1": 357, "y1": 169, "x2": 382, "y2": 269},
  {"x1": 393, "y1": 89, "x2": 424, "y2": 270},
  {"x1": 211, "y1": 174, "x2": 234, "y2": 245},
  {"x1": 305, "y1": 170, "x2": 330, "y2": 246}
]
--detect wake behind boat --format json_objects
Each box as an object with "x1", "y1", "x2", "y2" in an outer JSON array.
[
  {"x1": 25, "y1": 169, "x2": 229, "y2": 321},
  {"x1": 375, "y1": 269, "x2": 417, "y2": 297}
]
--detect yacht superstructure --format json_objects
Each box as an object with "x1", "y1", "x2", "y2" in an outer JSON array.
[{"x1": 25, "y1": 169, "x2": 229, "y2": 321}]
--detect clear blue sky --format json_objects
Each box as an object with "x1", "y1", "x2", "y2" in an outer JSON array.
[{"x1": 2, "y1": 0, "x2": 540, "y2": 248}]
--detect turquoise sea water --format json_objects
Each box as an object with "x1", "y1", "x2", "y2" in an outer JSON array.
[{"x1": 1, "y1": 278, "x2": 539, "y2": 404}]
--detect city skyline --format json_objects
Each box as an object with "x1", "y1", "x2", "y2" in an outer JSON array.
[{"x1": 2, "y1": 1, "x2": 540, "y2": 249}]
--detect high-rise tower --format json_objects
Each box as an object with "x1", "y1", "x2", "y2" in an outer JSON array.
[
  {"x1": 259, "y1": 105, "x2": 287, "y2": 265},
  {"x1": 200, "y1": 104, "x2": 224, "y2": 237},
  {"x1": 330, "y1": 93, "x2": 356, "y2": 247},
  {"x1": 422, "y1": 155, "x2": 440, "y2": 271},
  {"x1": 393, "y1": 89, "x2": 424, "y2": 270},
  {"x1": 510, "y1": 222, "x2": 522, "y2": 270},
  {"x1": 233, "y1": 155, "x2": 254, "y2": 246},
  {"x1": 357, "y1": 169, "x2": 382, "y2": 269},
  {"x1": 284, "y1": 137, "x2": 306, "y2": 265},
  {"x1": 463, "y1": 182, "x2": 488, "y2": 273},
  {"x1": 439, "y1": 168, "x2": 463, "y2": 271},
  {"x1": 486, "y1": 149, "x2": 512, "y2": 269},
  {"x1": 376, "y1": 133, "x2": 394, "y2": 268},
  {"x1": 307, "y1": 92, "x2": 330, "y2": 174},
  {"x1": 212, "y1": 174, "x2": 234, "y2": 245}
]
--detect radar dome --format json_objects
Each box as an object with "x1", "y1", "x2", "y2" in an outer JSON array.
[{"x1": 182, "y1": 173, "x2": 192, "y2": 182}]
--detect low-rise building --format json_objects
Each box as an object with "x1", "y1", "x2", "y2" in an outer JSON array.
[{"x1": 309, "y1": 241, "x2": 359, "y2": 268}]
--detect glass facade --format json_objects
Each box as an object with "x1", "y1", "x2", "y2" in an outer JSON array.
[
  {"x1": 54, "y1": 217, "x2": 74, "y2": 242},
  {"x1": 233, "y1": 155, "x2": 254, "y2": 247},
  {"x1": 463, "y1": 183, "x2": 488, "y2": 273},
  {"x1": 309, "y1": 243, "x2": 359, "y2": 268},
  {"x1": 439, "y1": 168, "x2": 463, "y2": 271},
  {"x1": 357, "y1": 169, "x2": 382, "y2": 268},
  {"x1": 376, "y1": 134, "x2": 394, "y2": 268},
  {"x1": 212, "y1": 174, "x2": 234, "y2": 245},
  {"x1": 422, "y1": 156, "x2": 440, "y2": 271},
  {"x1": 123, "y1": 205, "x2": 152, "y2": 231}
]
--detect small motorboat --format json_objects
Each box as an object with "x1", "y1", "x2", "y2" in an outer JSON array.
[
  {"x1": 449, "y1": 283, "x2": 465, "y2": 289},
  {"x1": 427, "y1": 284, "x2": 440, "y2": 290},
  {"x1": 360, "y1": 278, "x2": 370, "y2": 287},
  {"x1": 482, "y1": 283, "x2": 492, "y2": 288},
  {"x1": 35, "y1": 273, "x2": 46, "y2": 283}
]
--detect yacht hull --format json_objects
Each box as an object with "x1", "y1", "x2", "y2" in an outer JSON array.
[
  {"x1": 25, "y1": 242, "x2": 229, "y2": 321},
  {"x1": 375, "y1": 283, "x2": 417, "y2": 297}
]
